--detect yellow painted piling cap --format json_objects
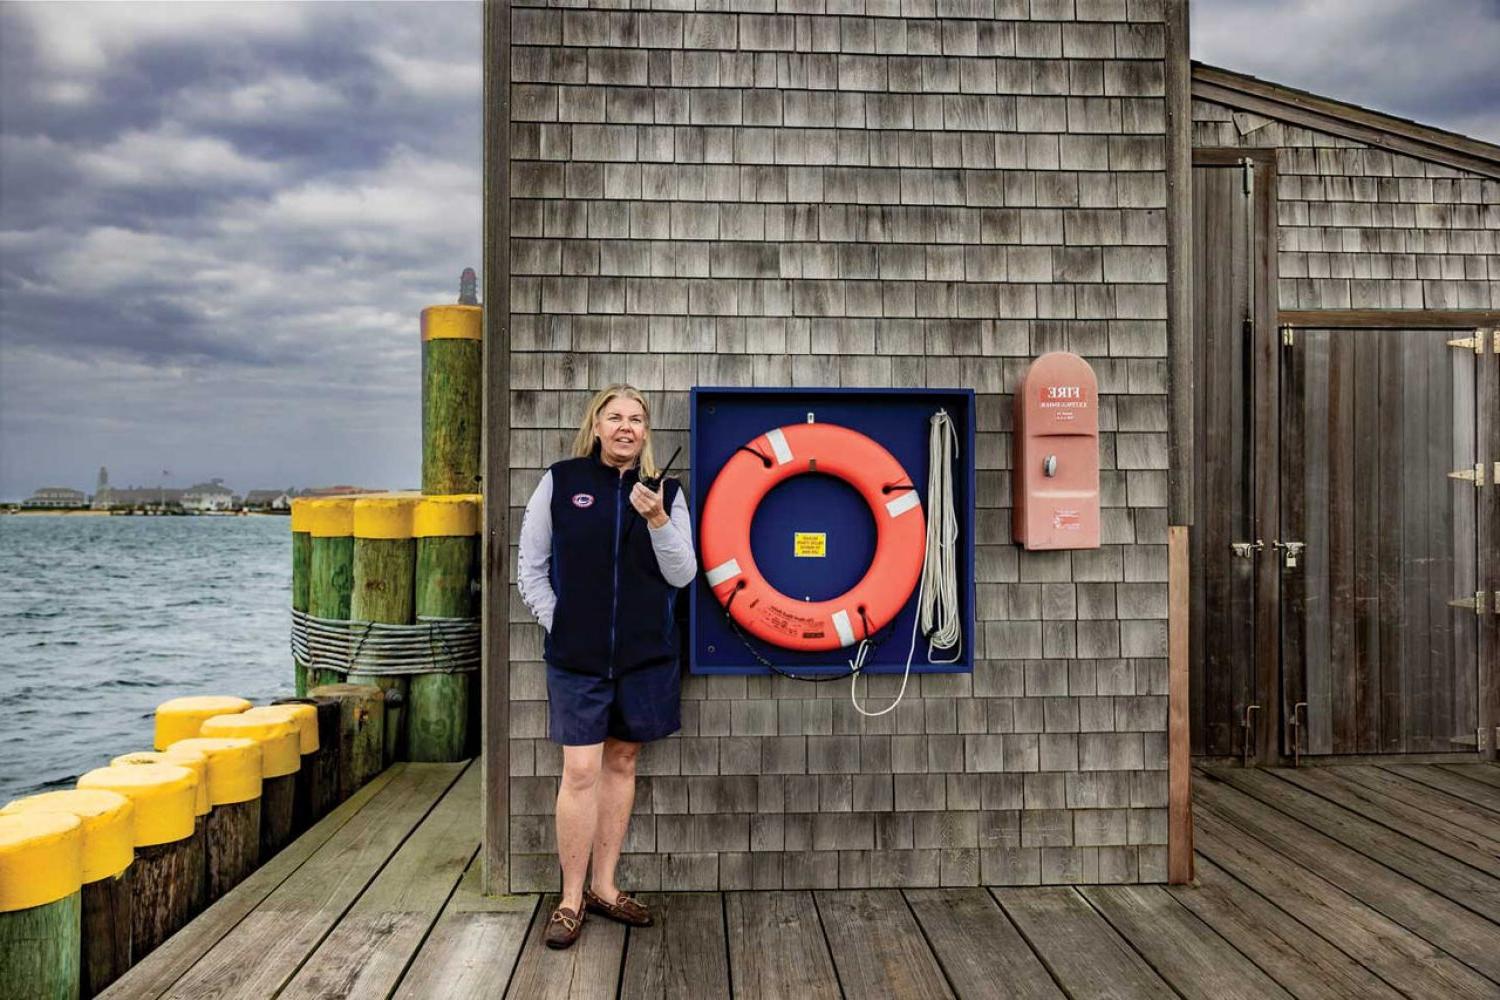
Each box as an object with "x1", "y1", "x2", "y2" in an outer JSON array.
[
  {"x1": 113, "y1": 749, "x2": 211, "y2": 816},
  {"x1": 1, "y1": 790, "x2": 133, "y2": 883},
  {"x1": 305, "y1": 496, "x2": 357, "y2": 538},
  {"x1": 0, "y1": 813, "x2": 82, "y2": 912},
  {"x1": 243, "y1": 704, "x2": 318, "y2": 755},
  {"x1": 421, "y1": 304, "x2": 481, "y2": 341},
  {"x1": 290, "y1": 497, "x2": 314, "y2": 532},
  {"x1": 198, "y1": 715, "x2": 299, "y2": 778},
  {"x1": 154, "y1": 695, "x2": 252, "y2": 750},
  {"x1": 167, "y1": 738, "x2": 262, "y2": 806},
  {"x1": 353, "y1": 494, "x2": 419, "y2": 540},
  {"x1": 77, "y1": 764, "x2": 195, "y2": 847},
  {"x1": 413, "y1": 494, "x2": 482, "y2": 537}
]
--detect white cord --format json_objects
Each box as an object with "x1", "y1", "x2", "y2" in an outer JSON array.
[{"x1": 852, "y1": 409, "x2": 961, "y2": 716}]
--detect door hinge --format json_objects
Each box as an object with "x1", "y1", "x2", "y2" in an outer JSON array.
[
  {"x1": 1281, "y1": 325, "x2": 1295, "y2": 347},
  {"x1": 1448, "y1": 590, "x2": 1489, "y2": 615},
  {"x1": 1241, "y1": 157, "x2": 1253, "y2": 194},
  {"x1": 1448, "y1": 463, "x2": 1487, "y2": 487},
  {"x1": 1447, "y1": 329, "x2": 1490, "y2": 354}
]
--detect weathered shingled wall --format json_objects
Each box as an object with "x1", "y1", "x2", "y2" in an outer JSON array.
[
  {"x1": 507, "y1": 0, "x2": 1174, "y2": 890},
  {"x1": 1193, "y1": 99, "x2": 1500, "y2": 310}
]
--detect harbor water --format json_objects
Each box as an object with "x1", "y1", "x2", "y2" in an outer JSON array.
[{"x1": 0, "y1": 514, "x2": 289, "y2": 802}]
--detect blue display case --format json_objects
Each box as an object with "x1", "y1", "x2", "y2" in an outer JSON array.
[{"x1": 688, "y1": 387, "x2": 976, "y2": 676}]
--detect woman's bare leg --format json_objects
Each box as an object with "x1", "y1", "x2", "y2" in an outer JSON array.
[
  {"x1": 589, "y1": 737, "x2": 640, "y2": 899},
  {"x1": 556, "y1": 743, "x2": 603, "y2": 912}
]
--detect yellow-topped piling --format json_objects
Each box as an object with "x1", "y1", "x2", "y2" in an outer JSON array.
[
  {"x1": 420, "y1": 303, "x2": 481, "y2": 341},
  {"x1": 1, "y1": 790, "x2": 133, "y2": 884},
  {"x1": 353, "y1": 493, "x2": 419, "y2": 540},
  {"x1": 76, "y1": 765, "x2": 195, "y2": 848},
  {"x1": 154, "y1": 695, "x2": 251, "y2": 750},
  {"x1": 0, "y1": 812, "x2": 82, "y2": 912},
  {"x1": 413, "y1": 493, "x2": 482, "y2": 537},
  {"x1": 244, "y1": 704, "x2": 319, "y2": 755},
  {"x1": 304, "y1": 496, "x2": 357, "y2": 538},
  {"x1": 199, "y1": 715, "x2": 299, "y2": 779},
  {"x1": 0, "y1": 813, "x2": 83, "y2": 1000},
  {"x1": 113, "y1": 749, "x2": 210, "y2": 817},
  {"x1": 167, "y1": 738, "x2": 261, "y2": 806}
]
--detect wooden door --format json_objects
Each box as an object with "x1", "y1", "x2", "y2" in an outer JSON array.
[
  {"x1": 1190, "y1": 158, "x2": 1277, "y2": 758},
  {"x1": 1279, "y1": 328, "x2": 1483, "y2": 755}
]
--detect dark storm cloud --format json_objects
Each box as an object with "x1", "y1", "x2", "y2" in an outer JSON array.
[
  {"x1": 0, "y1": 3, "x2": 479, "y2": 498},
  {"x1": 1192, "y1": 0, "x2": 1500, "y2": 143}
]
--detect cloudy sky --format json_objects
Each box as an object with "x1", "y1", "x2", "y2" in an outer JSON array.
[{"x1": 1, "y1": 2, "x2": 1496, "y2": 501}]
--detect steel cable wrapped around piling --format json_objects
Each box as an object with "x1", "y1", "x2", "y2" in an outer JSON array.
[{"x1": 289, "y1": 610, "x2": 479, "y2": 676}]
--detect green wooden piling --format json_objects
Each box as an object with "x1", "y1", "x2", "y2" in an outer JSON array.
[
  {"x1": 408, "y1": 495, "x2": 481, "y2": 762},
  {"x1": 421, "y1": 305, "x2": 482, "y2": 495}
]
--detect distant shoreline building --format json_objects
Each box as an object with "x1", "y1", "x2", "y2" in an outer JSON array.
[
  {"x1": 22, "y1": 487, "x2": 88, "y2": 509},
  {"x1": 243, "y1": 489, "x2": 292, "y2": 511},
  {"x1": 181, "y1": 479, "x2": 237, "y2": 512}
]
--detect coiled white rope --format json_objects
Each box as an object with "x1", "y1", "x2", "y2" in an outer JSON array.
[{"x1": 852, "y1": 408, "x2": 961, "y2": 716}]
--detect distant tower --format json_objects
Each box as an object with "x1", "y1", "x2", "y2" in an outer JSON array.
[
  {"x1": 97, "y1": 466, "x2": 108, "y2": 491},
  {"x1": 458, "y1": 267, "x2": 478, "y2": 305},
  {"x1": 92, "y1": 466, "x2": 110, "y2": 509}
]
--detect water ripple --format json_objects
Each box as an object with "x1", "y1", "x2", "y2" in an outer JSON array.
[{"x1": 0, "y1": 516, "x2": 292, "y2": 800}]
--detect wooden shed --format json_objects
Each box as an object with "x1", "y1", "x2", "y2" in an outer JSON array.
[{"x1": 473, "y1": 0, "x2": 1500, "y2": 897}]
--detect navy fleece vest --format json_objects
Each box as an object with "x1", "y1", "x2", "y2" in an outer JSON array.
[{"x1": 545, "y1": 454, "x2": 683, "y2": 677}]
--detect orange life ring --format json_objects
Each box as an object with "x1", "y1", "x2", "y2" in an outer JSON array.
[{"x1": 700, "y1": 423, "x2": 926, "y2": 652}]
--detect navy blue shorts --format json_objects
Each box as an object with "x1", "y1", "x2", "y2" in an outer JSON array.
[{"x1": 546, "y1": 659, "x2": 682, "y2": 746}]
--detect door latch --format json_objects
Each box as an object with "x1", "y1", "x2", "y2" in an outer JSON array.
[
  {"x1": 1230, "y1": 539, "x2": 1264, "y2": 558},
  {"x1": 1272, "y1": 540, "x2": 1305, "y2": 567},
  {"x1": 1242, "y1": 704, "x2": 1261, "y2": 767}
]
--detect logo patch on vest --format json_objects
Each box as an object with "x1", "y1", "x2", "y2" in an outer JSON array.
[{"x1": 571, "y1": 493, "x2": 595, "y2": 509}]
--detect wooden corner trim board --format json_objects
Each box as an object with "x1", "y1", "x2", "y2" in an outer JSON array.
[
  {"x1": 481, "y1": 0, "x2": 512, "y2": 896},
  {"x1": 1164, "y1": 0, "x2": 1195, "y2": 528},
  {"x1": 1168, "y1": 525, "x2": 1193, "y2": 884}
]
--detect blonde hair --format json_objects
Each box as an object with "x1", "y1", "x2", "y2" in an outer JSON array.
[{"x1": 573, "y1": 384, "x2": 658, "y2": 478}]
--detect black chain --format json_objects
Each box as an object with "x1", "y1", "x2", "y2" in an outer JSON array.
[{"x1": 721, "y1": 585, "x2": 896, "y2": 683}]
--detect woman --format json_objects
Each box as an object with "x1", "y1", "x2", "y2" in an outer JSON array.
[{"x1": 516, "y1": 384, "x2": 697, "y2": 949}]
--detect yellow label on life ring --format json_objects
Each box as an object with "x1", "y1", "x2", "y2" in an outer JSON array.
[{"x1": 793, "y1": 532, "x2": 826, "y2": 557}]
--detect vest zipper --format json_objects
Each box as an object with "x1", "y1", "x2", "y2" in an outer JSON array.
[{"x1": 609, "y1": 475, "x2": 624, "y2": 678}]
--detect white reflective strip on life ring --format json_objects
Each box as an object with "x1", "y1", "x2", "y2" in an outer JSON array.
[
  {"x1": 705, "y1": 558, "x2": 743, "y2": 588},
  {"x1": 764, "y1": 428, "x2": 793, "y2": 466},
  {"x1": 831, "y1": 609, "x2": 856, "y2": 647},
  {"x1": 885, "y1": 490, "x2": 921, "y2": 518}
]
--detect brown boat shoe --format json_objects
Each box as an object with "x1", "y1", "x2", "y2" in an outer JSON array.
[
  {"x1": 544, "y1": 904, "x2": 585, "y2": 949},
  {"x1": 583, "y1": 887, "x2": 653, "y2": 927}
]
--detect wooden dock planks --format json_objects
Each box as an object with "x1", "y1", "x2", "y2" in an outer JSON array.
[
  {"x1": 1193, "y1": 806, "x2": 1498, "y2": 997},
  {"x1": 814, "y1": 890, "x2": 954, "y2": 1000},
  {"x1": 97, "y1": 765, "x2": 402, "y2": 1000},
  {"x1": 994, "y1": 888, "x2": 1174, "y2": 998},
  {"x1": 1195, "y1": 774, "x2": 1500, "y2": 992},
  {"x1": 1082, "y1": 884, "x2": 1294, "y2": 1000},
  {"x1": 504, "y1": 893, "x2": 625, "y2": 1000},
  {"x1": 1205, "y1": 767, "x2": 1500, "y2": 922},
  {"x1": 280, "y1": 763, "x2": 482, "y2": 998},
  {"x1": 100, "y1": 761, "x2": 1500, "y2": 999},
  {"x1": 1273, "y1": 766, "x2": 1500, "y2": 875},
  {"x1": 724, "y1": 891, "x2": 840, "y2": 1000},
  {"x1": 904, "y1": 888, "x2": 1062, "y2": 1000},
  {"x1": 1168, "y1": 857, "x2": 1404, "y2": 1000},
  {"x1": 159, "y1": 762, "x2": 467, "y2": 999},
  {"x1": 617, "y1": 893, "x2": 730, "y2": 1000},
  {"x1": 393, "y1": 864, "x2": 537, "y2": 1000}
]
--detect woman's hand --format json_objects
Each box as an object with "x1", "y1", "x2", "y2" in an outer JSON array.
[{"x1": 629, "y1": 482, "x2": 668, "y2": 529}]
